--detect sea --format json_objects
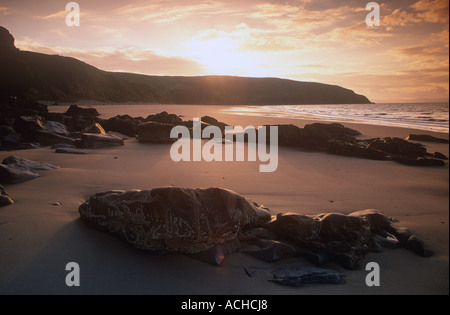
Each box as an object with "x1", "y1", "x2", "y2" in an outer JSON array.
[
  {"x1": 263, "y1": 103, "x2": 449, "y2": 133},
  {"x1": 48, "y1": 102, "x2": 449, "y2": 134}
]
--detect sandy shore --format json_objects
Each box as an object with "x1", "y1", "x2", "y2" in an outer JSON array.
[{"x1": 0, "y1": 105, "x2": 448, "y2": 295}]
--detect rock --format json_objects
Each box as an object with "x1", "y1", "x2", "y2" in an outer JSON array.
[
  {"x1": 2, "y1": 156, "x2": 59, "y2": 171},
  {"x1": 36, "y1": 130, "x2": 76, "y2": 146},
  {"x1": 42, "y1": 112, "x2": 69, "y2": 125},
  {"x1": 51, "y1": 143, "x2": 76, "y2": 149},
  {"x1": 55, "y1": 148, "x2": 88, "y2": 154},
  {"x1": 326, "y1": 141, "x2": 390, "y2": 160},
  {"x1": 406, "y1": 134, "x2": 449, "y2": 144},
  {"x1": 79, "y1": 187, "x2": 271, "y2": 255},
  {"x1": 137, "y1": 122, "x2": 177, "y2": 144},
  {"x1": 0, "y1": 125, "x2": 16, "y2": 138},
  {"x1": 270, "y1": 266, "x2": 345, "y2": 286},
  {"x1": 81, "y1": 123, "x2": 106, "y2": 135},
  {"x1": 13, "y1": 115, "x2": 46, "y2": 141},
  {"x1": 243, "y1": 239, "x2": 297, "y2": 262},
  {"x1": 263, "y1": 209, "x2": 432, "y2": 269},
  {"x1": 431, "y1": 152, "x2": 448, "y2": 160},
  {"x1": 271, "y1": 124, "x2": 314, "y2": 149},
  {"x1": 1, "y1": 133, "x2": 24, "y2": 146},
  {"x1": 0, "y1": 98, "x2": 47, "y2": 118},
  {"x1": 394, "y1": 157, "x2": 445, "y2": 167},
  {"x1": 0, "y1": 156, "x2": 58, "y2": 184},
  {"x1": 265, "y1": 213, "x2": 322, "y2": 245},
  {"x1": 45, "y1": 121, "x2": 69, "y2": 136},
  {"x1": 102, "y1": 115, "x2": 141, "y2": 137},
  {"x1": 304, "y1": 123, "x2": 361, "y2": 138},
  {"x1": 65, "y1": 115, "x2": 99, "y2": 132},
  {"x1": 0, "y1": 184, "x2": 14, "y2": 207},
  {"x1": 77, "y1": 133, "x2": 124, "y2": 149},
  {"x1": 106, "y1": 131, "x2": 130, "y2": 140},
  {"x1": 14, "y1": 142, "x2": 41, "y2": 150},
  {"x1": 200, "y1": 116, "x2": 229, "y2": 133},
  {"x1": 144, "y1": 111, "x2": 183, "y2": 125},
  {"x1": 0, "y1": 164, "x2": 41, "y2": 184},
  {"x1": 65, "y1": 105, "x2": 100, "y2": 117},
  {"x1": 368, "y1": 137, "x2": 427, "y2": 158}
]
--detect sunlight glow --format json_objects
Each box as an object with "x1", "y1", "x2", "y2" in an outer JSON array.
[{"x1": 184, "y1": 32, "x2": 267, "y2": 76}]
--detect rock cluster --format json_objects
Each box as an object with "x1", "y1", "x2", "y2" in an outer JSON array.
[
  {"x1": 79, "y1": 188, "x2": 433, "y2": 270},
  {"x1": 1, "y1": 99, "x2": 447, "y2": 166}
]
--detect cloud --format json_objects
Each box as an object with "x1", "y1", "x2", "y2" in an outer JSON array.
[
  {"x1": 397, "y1": 46, "x2": 449, "y2": 57},
  {"x1": 112, "y1": 0, "x2": 227, "y2": 23},
  {"x1": 410, "y1": 0, "x2": 449, "y2": 23}
]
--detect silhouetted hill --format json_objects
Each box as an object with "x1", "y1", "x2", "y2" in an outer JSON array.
[{"x1": 0, "y1": 26, "x2": 371, "y2": 104}]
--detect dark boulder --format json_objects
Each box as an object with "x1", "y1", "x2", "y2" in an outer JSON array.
[
  {"x1": 65, "y1": 115, "x2": 99, "y2": 132},
  {"x1": 77, "y1": 133, "x2": 124, "y2": 149},
  {"x1": 102, "y1": 115, "x2": 141, "y2": 137},
  {"x1": 431, "y1": 152, "x2": 448, "y2": 160},
  {"x1": 0, "y1": 125, "x2": 16, "y2": 138},
  {"x1": 271, "y1": 124, "x2": 318, "y2": 149},
  {"x1": 0, "y1": 164, "x2": 41, "y2": 184},
  {"x1": 406, "y1": 134, "x2": 449, "y2": 144},
  {"x1": 79, "y1": 187, "x2": 271, "y2": 257},
  {"x1": 45, "y1": 121, "x2": 69, "y2": 136},
  {"x1": 65, "y1": 105, "x2": 100, "y2": 117},
  {"x1": 304, "y1": 123, "x2": 361, "y2": 138},
  {"x1": 13, "y1": 116, "x2": 46, "y2": 141},
  {"x1": 327, "y1": 141, "x2": 390, "y2": 160},
  {"x1": 137, "y1": 122, "x2": 177, "y2": 144},
  {"x1": 368, "y1": 137, "x2": 427, "y2": 158},
  {"x1": 394, "y1": 157, "x2": 446, "y2": 167},
  {"x1": 201, "y1": 116, "x2": 229, "y2": 133},
  {"x1": 36, "y1": 130, "x2": 76, "y2": 146},
  {"x1": 2, "y1": 156, "x2": 59, "y2": 171},
  {"x1": 144, "y1": 111, "x2": 182, "y2": 125}
]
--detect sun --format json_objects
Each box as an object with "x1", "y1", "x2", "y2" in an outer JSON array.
[{"x1": 183, "y1": 33, "x2": 266, "y2": 76}]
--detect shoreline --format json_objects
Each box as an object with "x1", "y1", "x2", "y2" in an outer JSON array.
[
  {"x1": 0, "y1": 104, "x2": 448, "y2": 295},
  {"x1": 47, "y1": 103, "x2": 450, "y2": 136}
]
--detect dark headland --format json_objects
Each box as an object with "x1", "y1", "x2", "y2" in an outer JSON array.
[{"x1": 0, "y1": 26, "x2": 370, "y2": 105}]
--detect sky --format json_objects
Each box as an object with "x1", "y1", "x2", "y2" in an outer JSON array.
[{"x1": 0, "y1": 0, "x2": 448, "y2": 103}]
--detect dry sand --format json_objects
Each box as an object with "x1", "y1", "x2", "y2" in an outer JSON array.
[{"x1": 0, "y1": 105, "x2": 448, "y2": 295}]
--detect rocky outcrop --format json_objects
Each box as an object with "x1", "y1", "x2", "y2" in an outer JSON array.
[
  {"x1": 102, "y1": 115, "x2": 141, "y2": 137},
  {"x1": 79, "y1": 188, "x2": 272, "y2": 257},
  {"x1": 406, "y1": 134, "x2": 449, "y2": 144},
  {"x1": 144, "y1": 111, "x2": 182, "y2": 125},
  {"x1": 79, "y1": 188, "x2": 433, "y2": 269},
  {"x1": 137, "y1": 122, "x2": 177, "y2": 144}
]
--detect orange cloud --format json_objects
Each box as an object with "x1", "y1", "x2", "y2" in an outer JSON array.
[{"x1": 410, "y1": 0, "x2": 449, "y2": 23}]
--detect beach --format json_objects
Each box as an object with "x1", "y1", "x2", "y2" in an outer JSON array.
[{"x1": 0, "y1": 104, "x2": 448, "y2": 295}]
